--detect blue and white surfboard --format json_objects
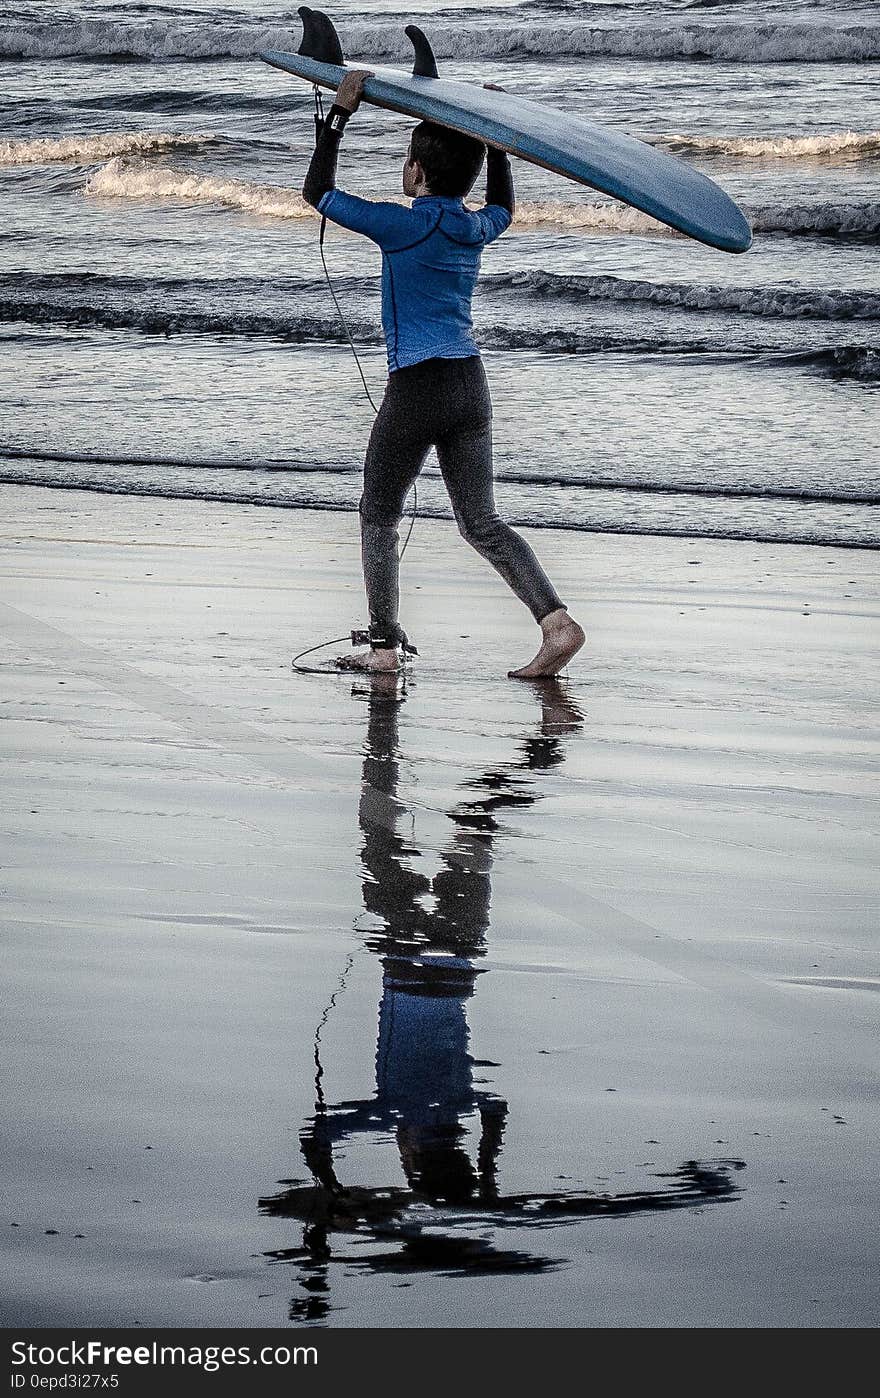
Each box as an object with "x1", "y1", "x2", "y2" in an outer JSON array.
[{"x1": 261, "y1": 8, "x2": 752, "y2": 255}]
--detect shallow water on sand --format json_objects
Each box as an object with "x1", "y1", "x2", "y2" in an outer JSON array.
[{"x1": 2, "y1": 493, "x2": 878, "y2": 1327}]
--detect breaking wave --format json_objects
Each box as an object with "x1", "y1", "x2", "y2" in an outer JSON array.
[
  {"x1": 85, "y1": 156, "x2": 316, "y2": 219},
  {"x1": 657, "y1": 130, "x2": 880, "y2": 159},
  {"x1": 0, "y1": 130, "x2": 218, "y2": 166},
  {"x1": 748, "y1": 202, "x2": 880, "y2": 238},
  {"x1": 1, "y1": 17, "x2": 877, "y2": 64},
  {"x1": 2, "y1": 445, "x2": 876, "y2": 504},
  {"x1": 788, "y1": 345, "x2": 880, "y2": 381},
  {"x1": 515, "y1": 198, "x2": 880, "y2": 239},
  {"x1": 5, "y1": 268, "x2": 880, "y2": 345},
  {"x1": 0, "y1": 295, "x2": 380, "y2": 344},
  {"x1": 83, "y1": 158, "x2": 880, "y2": 243},
  {"x1": 1, "y1": 467, "x2": 875, "y2": 551},
  {"x1": 489, "y1": 270, "x2": 880, "y2": 320},
  {"x1": 4, "y1": 284, "x2": 879, "y2": 368}
]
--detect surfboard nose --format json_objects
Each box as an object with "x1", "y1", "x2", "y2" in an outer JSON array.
[{"x1": 723, "y1": 206, "x2": 753, "y2": 254}]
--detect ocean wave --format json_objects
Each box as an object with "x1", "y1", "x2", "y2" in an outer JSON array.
[
  {"x1": 515, "y1": 199, "x2": 681, "y2": 234},
  {"x1": 0, "y1": 130, "x2": 218, "y2": 166},
  {"x1": 0, "y1": 470, "x2": 874, "y2": 552},
  {"x1": 85, "y1": 156, "x2": 316, "y2": 219},
  {"x1": 787, "y1": 345, "x2": 880, "y2": 382},
  {"x1": 4, "y1": 286, "x2": 879, "y2": 372},
  {"x1": 84, "y1": 158, "x2": 880, "y2": 245},
  {"x1": 657, "y1": 130, "x2": 880, "y2": 159},
  {"x1": 82, "y1": 159, "x2": 658, "y2": 229},
  {"x1": 1, "y1": 17, "x2": 877, "y2": 64},
  {"x1": 0, "y1": 446, "x2": 353, "y2": 475},
  {"x1": 7, "y1": 264, "x2": 880, "y2": 337},
  {"x1": 515, "y1": 198, "x2": 880, "y2": 239},
  {"x1": 489, "y1": 270, "x2": 880, "y2": 320},
  {"x1": 0, "y1": 294, "x2": 381, "y2": 344},
  {"x1": 2, "y1": 445, "x2": 875, "y2": 505},
  {"x1": 749, "y1": 203, "x2": 880, "y2": 238}
]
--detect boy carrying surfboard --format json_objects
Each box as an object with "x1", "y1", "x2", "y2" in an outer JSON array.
[{"x1": 303, "y1": 68, "x2": 585, "y2": 677}]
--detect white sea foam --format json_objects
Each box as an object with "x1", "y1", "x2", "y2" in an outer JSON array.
[
  {"x1": 84, "y1": 159, "x2": 880, "y2": 242},
  {"x1": 1, "y1": 18, "x2": 877, "y2": 63},
  {"x1": 0, "y1": 131, "x2": 218, "y2": 166},
  {"x1": 514, "y1": 200, "x2": 672, "y2": 233},
  {"x1": 516, "y1": 199, "x2": 880, "y2": 238},
  {"x1": 80, "y1": 161, "x2": 700, "y2": 232},
  {"x1": 657, "y1": 131, "x2": 880, "y2": 159},
  {"x1": 85, "y1": 157, "x2": 316, "y2": 219},
  {"x1": 493, "y1": 270, "x2": 880, "y2": 320}
]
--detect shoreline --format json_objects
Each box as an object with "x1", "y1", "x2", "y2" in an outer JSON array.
[{"x1": 1, "y1": 475, "x2": 877, "y2": 551}]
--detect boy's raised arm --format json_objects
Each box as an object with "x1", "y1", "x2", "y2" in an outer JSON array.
[
  {"x1": 485, "y1": 146, "x2": 514, "y2": 217},
  {"x1": 302, "y1": 69, "x2": 372, "y2": 208}
]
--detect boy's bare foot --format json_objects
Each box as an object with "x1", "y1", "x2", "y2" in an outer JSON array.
[
  {"x1": 335, "y1": 647, "x2": 400, "y2": 672},
  {"x1": 508, "y1": 609, "x2": 585, "y2": 679}
]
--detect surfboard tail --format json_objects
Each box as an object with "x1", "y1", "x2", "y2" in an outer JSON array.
[
  {"x1": 297, "y1": 7, "x2": 345, "y2": 67},
  {"x1": 405, "y1": 26, "x2": 439, "y2": 79},
  {"x1": 261, "y1": 24, "x2": 754, "y2": 253}
]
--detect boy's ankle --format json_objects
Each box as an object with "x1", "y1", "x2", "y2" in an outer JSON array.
[{"x1": 541, "y1": 607, "x2": 571, "y2": 634}]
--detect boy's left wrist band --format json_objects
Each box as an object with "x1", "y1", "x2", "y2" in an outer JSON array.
[{"x1": 327, "y1": 105, "x2": 351, "y2": 133}]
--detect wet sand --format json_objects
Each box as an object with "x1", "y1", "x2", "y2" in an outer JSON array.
[{"x1": 2, "y1": 483, "x2": 878, "y2": 1328}]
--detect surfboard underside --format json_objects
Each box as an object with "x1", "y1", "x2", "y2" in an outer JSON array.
[{"x1": 260, "y1": 49, "x2": 752, "y2": 254}]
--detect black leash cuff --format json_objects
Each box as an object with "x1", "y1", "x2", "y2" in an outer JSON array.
[{"x1": 352, "y1": 626, "x2": 418, "y2": 655}]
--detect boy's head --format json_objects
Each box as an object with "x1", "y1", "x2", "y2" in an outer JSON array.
[{"x1": 404, "y1": 121, "x2": 486, "y2": 198}]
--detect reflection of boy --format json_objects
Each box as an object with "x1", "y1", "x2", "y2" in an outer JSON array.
[
  {"x1": 303, "y1": 69, "x2": 585, "y2": 678},
  {"x1": 302, "y1": 951, "x2": 507, "y2": 1205}
]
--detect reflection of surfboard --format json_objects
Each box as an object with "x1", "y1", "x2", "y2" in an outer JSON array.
[{"x1": 261, "y1": 7, "x2": 752, "y2": 254}]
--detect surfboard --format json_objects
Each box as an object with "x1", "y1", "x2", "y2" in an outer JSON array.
[{"x1": 261, "y1": 7, "x2": 752, "y2": 254}]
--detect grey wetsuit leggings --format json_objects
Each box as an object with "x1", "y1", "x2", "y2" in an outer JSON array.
[{"x1": 359, "y1": 355, "x2": 564, "y2": 644}]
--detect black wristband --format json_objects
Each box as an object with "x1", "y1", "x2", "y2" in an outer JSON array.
[{"x1": 326, "y1": 105, "x2": 351, "y2": 134}]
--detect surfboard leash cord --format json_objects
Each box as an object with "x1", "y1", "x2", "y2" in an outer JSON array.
[
  {"x1": 292, "y1": 89, "x2": 418, "y2": 676},
  {"x1": 312, "y1": 84, "x2": 416, "y2": 562},
  {"x1": 314, "y1": 222, "x2": 418, "y2": 558}
]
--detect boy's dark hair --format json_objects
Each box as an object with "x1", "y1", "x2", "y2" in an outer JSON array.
[{"x1": 409, "y1": 122, "x2": 486, "y2": 197}]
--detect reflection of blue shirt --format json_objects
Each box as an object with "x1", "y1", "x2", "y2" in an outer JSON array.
[
  {"x1": 317, "y1": 190, "x2": 511, "y2": 372},
  {"x1": 374, "y1": 956, "x2": 477, "y2": 1125}
]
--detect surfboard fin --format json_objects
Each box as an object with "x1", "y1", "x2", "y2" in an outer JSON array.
[
  {"x1": 297, "y1": 7, "x2": 345, "y2": 66},
  {"x1": 405, "y1": 25, "x2": 439, "y2": 79}
]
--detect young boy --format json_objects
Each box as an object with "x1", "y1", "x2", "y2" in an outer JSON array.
[{"x1": 302, "y1": 69, "x2": 585, "y2": 677}]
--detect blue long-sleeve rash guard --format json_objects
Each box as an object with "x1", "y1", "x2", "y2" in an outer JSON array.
[
  {"x1": 304, "y1": 112, "x2": 513, "y2": 372},
  {"x1": 319, "y1": 188, "x2": 510, "y2": 372}
]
